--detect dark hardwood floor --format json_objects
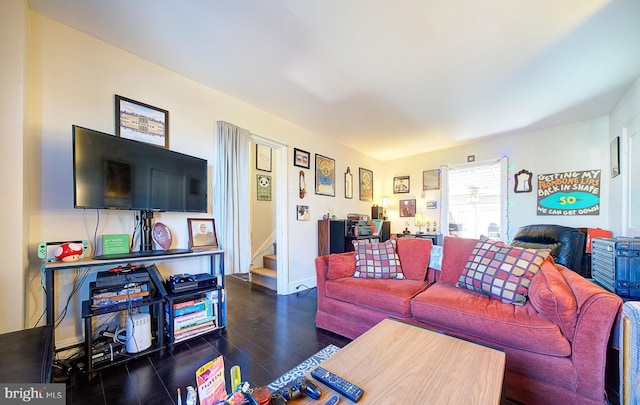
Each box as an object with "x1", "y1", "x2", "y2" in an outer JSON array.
[{"x1": 56, "y1": 275, "x2": 351, "y2": 405}]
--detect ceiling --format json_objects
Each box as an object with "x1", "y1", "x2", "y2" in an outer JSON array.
[{"x1": 27, "y1": 0, "x2": 640, "y2": 161}]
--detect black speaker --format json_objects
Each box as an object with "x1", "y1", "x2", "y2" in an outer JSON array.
[{"x1": 371, "y1": 205, "x2": 384, "y2": 219}]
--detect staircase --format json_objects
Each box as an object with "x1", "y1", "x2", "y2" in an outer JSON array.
[{"x1": 250, "y1": 254, "x2": 277, "y2": 291}]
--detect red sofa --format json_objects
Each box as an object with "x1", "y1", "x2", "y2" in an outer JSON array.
[{"x1": 315, "y1": 236, "x2": 622, "y2": 405}]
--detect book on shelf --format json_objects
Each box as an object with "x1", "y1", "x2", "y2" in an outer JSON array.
[
  {"x1": 173, "y1": 312, "x2": 216, "y2": 330},
  {"x1": 174, "y1": 324, "x2": 218, "y2": 343}
]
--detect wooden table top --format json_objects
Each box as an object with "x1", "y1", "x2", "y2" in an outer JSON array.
[{"x1": 296, "y1": 318, "x2": 506, "y2": 404}]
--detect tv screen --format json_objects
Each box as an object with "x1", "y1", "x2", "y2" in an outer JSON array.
[{"x1": 73, "y1": 125, "x2": 208, "y2": 213}]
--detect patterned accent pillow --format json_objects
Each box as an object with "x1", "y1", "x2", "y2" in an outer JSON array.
[
  {"x1": 457, "y1": 238, "x2": 550, "y2": 306},
  {"x1": 353, "y1": 239, "x2": 404, "y2": 279}
]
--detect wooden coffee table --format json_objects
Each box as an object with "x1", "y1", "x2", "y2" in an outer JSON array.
[{"x1": 299, "y1": 318, "x2": 505, "y2": 404}]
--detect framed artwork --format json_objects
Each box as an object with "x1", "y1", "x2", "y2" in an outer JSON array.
[
  {"x1": 257, "y1": 174, "x2": 272, "y2": 201},
  {"x1": 256, "y1": 144, "x2": 272, "y2": 172},
  {"x1": 315, "y1": 154, "x2": 335, "y2": 196},
  {"x1": 423, "y1": 169, "x2": 441, "y2": 190},
  {"x1": 393, "y1": 176, "x2": 410, "y2": 193},
  {"x1": 611, "y1": 137, "x2": 620, "y2": 178},
  {"x1": 399, "y1": 199, "x2": 416, "y2": 217},
  {"x1": 426, "y1": 200, "x2": 438, "y2": 209},
  {"x1": 359, "y1": 167, "x2": 373, "y2": 202},
  {"x1": 294, "y1": 148, "x2": 310, "y2": 169},
  {"x1": 115, "y1": 95, "x2": 169, "y2": 148},
  {"x1": 296, "y1": 205, "x2": 310, "y2": 221},
  {"x1": 187, "y1": 218, "x2": 218, "y2": 249},
  {"x1": 345, "y1": 167, "x2": 353, "y2": 199}
]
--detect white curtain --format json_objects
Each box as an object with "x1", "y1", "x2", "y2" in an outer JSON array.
[{"x1": 213, "y1": 121, "x2": 250, "y2": 274}]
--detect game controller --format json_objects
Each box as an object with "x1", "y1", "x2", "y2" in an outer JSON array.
[
  {"x1": 38, "y1": 240, "x2": 89, "y2": 261},
  {"x1": 275, "y1": 377, "x2": 322, "y2": 402}
]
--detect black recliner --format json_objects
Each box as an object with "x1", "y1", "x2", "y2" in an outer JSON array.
[{"x1": 510, "y1": 224, "x2": 586, "y2": 275}]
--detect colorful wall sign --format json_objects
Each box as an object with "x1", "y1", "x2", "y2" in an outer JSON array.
[{"x1": 537, "y1": 169, "x2": 601, "y2": 216}]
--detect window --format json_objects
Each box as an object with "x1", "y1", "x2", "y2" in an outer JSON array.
[{"x1": 443, "y1": 159, "x2": 507, "y2": 240}]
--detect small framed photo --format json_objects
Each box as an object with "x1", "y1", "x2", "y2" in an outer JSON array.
[
  {"x1": 294, "y1": 148, "x2": 310, "y2": 169},
  {"x1": 256, "y1": 144, "x2": 272, "y2": 172},
  {"x1": 115, "y1": 95, "x2": 169, "y2": 148},
  {"x1": 296, "y1": 205, "x2": 310, "y2": 221},
  {"x1": 393, "y1": 176, "x2": 410, "y2": 193},
  {"x1": 426, "y1": 200, "x2": 438, "y2": 209},
  {"x1": 423, "y1": 169, "x2": 441, "y2": 190},
  {"x1": 187, "y1": 218, "x2": 218, "y2": 249},
  {"x1": 399, "y1": 199, "x2": 416, "y2": 217}
]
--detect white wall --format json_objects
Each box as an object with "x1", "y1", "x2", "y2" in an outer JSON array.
[
  {"x1": 0, "y1": 0, "x2": 28, "y2": 333},
  {"x1": 609, "y1": 76, "x2": 640, "y2": 236},
  {"x1": 381, "y1": 117, "x2": 612, "y2": 242},
  {"x1": 26, "y1": 12, "x2": 377, "y2": 344}
]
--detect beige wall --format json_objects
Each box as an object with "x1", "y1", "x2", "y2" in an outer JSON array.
[{"x1": 0, "y1": 0, "x2": 28, "y2": 333}]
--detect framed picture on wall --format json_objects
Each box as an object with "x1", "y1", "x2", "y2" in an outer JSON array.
[
  {"x1": 115, "y1": 95, "x2": 169, "y2": 148},
  {"x1": 393, "y1": 176, "x2": 410, "y2": 193},
  {"x1": 423, "y1": 169, "x2": 441, "y2": 190},
  {"x1": 294, "y1": 148, "x2": 310, "y2": 169},
  {"x1": 256, "y1": 144, "x2": 272, "y2": 172},
  {"x1": 359, "y1": 168, "x2": 373, "y2": 201},
  {"x1": 399, "y1": 199, "x2": 416, "y2": 217},
  {"x1": 315, "y1": 154, "x2": 335, "y2": 196}
]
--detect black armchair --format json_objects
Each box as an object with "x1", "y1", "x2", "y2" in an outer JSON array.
[{"x1": 510, "y1": 224, "x2": 586, "y2": 275}]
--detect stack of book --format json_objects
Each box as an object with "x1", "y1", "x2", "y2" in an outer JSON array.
[
  {"x1": 90, "y1": 282, "x2": 150, "y2": 309},
  {"x1": 168, "y1": 292, "x2": 218, "y2": 343}
]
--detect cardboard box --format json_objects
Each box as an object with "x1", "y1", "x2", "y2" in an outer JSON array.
[{"x1": 578, "y1": 228, "x2": 613, "y2": 253}]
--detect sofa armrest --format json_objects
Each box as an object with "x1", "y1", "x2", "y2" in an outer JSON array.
[
  {"x1": 315, "y1": 255, "x2": 331, "y2": 310},
  {"x1": 561, "y1": 268, "x2": 622, "y2": 400}
]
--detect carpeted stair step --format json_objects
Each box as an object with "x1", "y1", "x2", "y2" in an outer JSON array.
[
  {"x1": 250, "y1": 267, "x2": 277, "y2": 291},
  {"x1": 263, "y1": 254, "x2": 277, "y2": 270}
]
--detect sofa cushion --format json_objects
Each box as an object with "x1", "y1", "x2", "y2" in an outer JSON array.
[
  {"x1": 396, "y1": 238, "x2": 432, "y2": 280},
  {"x1": 457, "y1": 239, "x2": 551, "y2": 305},
  {"x1": 353, "y1": 239, "x2": 404, "y2": 279},
  {"x1": 325, "y1": 277, "x2": 429, "y2": 317},
  {"x1": 411, "y1": 283, "x2": 571, "y2": 357},
  {"x1": 439, "y1": 237, "x2": 483, "y2": 286},
  {"x1": 528, "y1": 258, "x2": 578, "y2": 339},
  {"x1": 327, "y1": 252, "x2": 356, "y2": 280}
]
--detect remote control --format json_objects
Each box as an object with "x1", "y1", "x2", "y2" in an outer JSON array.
[
  {"x1": 310, "y1": 366, "x2": 364, "y2": 403},
  {"x1": 324, "y1": 394, "x2": 340, "y2": 405}
]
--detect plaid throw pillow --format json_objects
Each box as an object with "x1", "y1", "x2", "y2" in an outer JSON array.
[
  {"x1": 353, "y1": 239, "x2": 404, "y2": 279},
  {"x1": 457, "y1": 238, "x2": 550, "y2": 305}
]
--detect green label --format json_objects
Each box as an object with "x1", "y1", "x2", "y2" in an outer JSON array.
[{"x1": 102, "y1": 234, "x2": 129, "y2": 255}]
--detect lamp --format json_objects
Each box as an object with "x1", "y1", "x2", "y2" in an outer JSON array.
[
  {"x1": 414, "y1": 213, "x2": 426, "y2": 234},
  {"x1": 381, "y1": 196, "x2": 389, "y2": 220}
]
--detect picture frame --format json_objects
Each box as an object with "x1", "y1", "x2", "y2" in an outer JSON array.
[
  {"x1": 257, "y1": 174, "x2": 272, "y2": 201},
  {"x1": 514, "y1": 169, "x2": 533, "y2": 193},
  {"x1": 359, "y1": 167, "x2": 373, "y2": 202},
  {"x1": 187, "y1": 218, "x2": 218, "y2": 249},
  {"x1": 399, "y1": 199, "x2": 416, "y2": 217},
  {"x1": 423, "y1": 169, "x2": 441, "y2": 190},
  {"x1": 611, "y1": 137, "x2": 620, "y2": 178},
  {"x1": 115, "y1": 95, "x2": 169, "y2": 148},
  {"x1": 293, "y1": 148, "x2": 310, "y2": 169},
  {"x1": 315, "y1": 154, "x2": 336, "y2": 197},
  {"x1": 256, "y1": 144, "x2": 272, "y2": 172},
  {"x1": 393, "y1": 176, "x2": 410, "y2": 193},
  {"x1": 426, "y1": 200, "x2": 438, "y2": 209},
  {"x1": 345, "y1": 167, "x2": 353, "y2": 199},
  {"x1": 296, "y1": 205, "x2": 310, "y2": 221}
]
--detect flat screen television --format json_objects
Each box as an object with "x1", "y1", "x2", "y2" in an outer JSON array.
[
  {"x1": 72, "y1": 125, "x2": 208, "y2": 257},
  {"x1": 73, "y1": 125, "x2": 207, "y2": 212}
]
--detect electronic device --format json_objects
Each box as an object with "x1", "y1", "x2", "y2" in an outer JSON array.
[
  {"x1": 122, "y1": 312, "x2": 152, "y2": 353},
  {"x1": 72, "y1": 125, "x2": 207, "y2": 213},
  {"x1": 167, "y1": 273, "x2": 217, "y2": 293},
  {"x1": 95, "y1": 267, "x2": 150, "y2": 288},
  {"x1": 324, "y1": 395, "x2": 340, "y2": 405},
  {"x1": 38, "y1": 240, "x2": 89, "y2": 261},
  {"x1": 592, "y1": 237, "x2": 640, "y2": 298},
  {"x1": 276, "y1": 377, "x2": 322, "y2": 402},
  {"x1": 311, "y1": 366, "x2": 364, "y2": 403}
]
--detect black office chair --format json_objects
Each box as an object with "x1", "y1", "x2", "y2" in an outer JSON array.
[{"x1": 510, "y1": 224, "x2": 586, "y2": 275}]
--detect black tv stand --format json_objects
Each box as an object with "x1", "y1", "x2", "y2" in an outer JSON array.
[{"x1": 93, "y1": 249, "x2": 193, "y2": 261}]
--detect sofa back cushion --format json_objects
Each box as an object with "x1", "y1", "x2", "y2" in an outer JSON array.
[
  {"x1": 396, "y1": 238, "x2": 432, "y2": 280},
  {"x1": 439, "y1": 236, "x2": 480, "y2": 286},
  {"x1": 327, "y1": 252, "x2": 356, "y2": 279},
  {"x1": 528, "y1": 258, "x2": 578, "y2": 339}
]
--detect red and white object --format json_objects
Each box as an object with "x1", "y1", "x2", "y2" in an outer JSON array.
[
  {"x1": 54, "y1": 243, "x2": 84, "y2": 262},
  {"x1": 152, "y1": 222, "x2": 172, "y2": 250}
]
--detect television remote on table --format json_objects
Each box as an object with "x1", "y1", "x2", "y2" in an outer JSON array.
[
  {"x1": 324, "y1": 394, "x2": 340, "y2": 405},
  {"x1": 310, "y1": 366, "x2": 364, "y2": 403}
]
